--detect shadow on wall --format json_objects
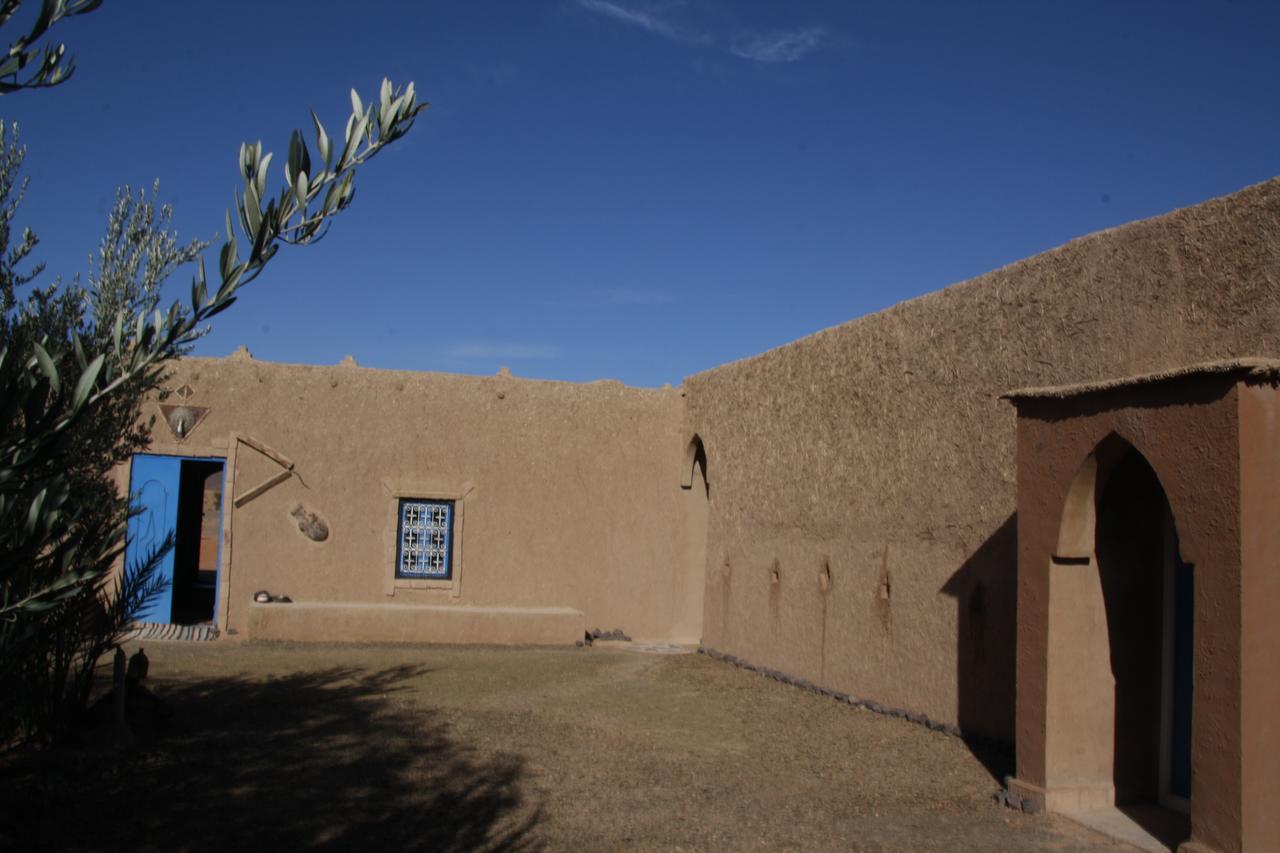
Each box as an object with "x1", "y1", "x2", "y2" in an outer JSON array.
[
  {"x1": 3, "y1": 665, "x2": 540, "y2": 852},
  {"x1": 941, "y1": 513, "x2": 1018, "y2": 782},
  {"x1": 684, "y1": 434, "x2": 710, "y2": 500}
]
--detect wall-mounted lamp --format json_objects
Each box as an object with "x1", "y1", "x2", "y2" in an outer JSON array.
[{"x1": 160, "y1": 404, "x2": 209, "y2": 441}]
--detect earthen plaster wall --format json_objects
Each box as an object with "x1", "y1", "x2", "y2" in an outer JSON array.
[
  {"x1": 683, "y1": 177, "x2": 1280, "y2": 740},
  {"x1": 136, "y1": 357, "x2": 698, "y2": 643},
  {"x1": 1237, "y1": 380, "x2": 1280, "y2": 849}
]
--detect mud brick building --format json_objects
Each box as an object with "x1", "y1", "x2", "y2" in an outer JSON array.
[{"x1": 119, "y1": 178, "x2": 1280, "y2": 851}]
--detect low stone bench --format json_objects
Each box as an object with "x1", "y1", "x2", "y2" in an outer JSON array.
[{"x1": 246, "y1": 601, "x2": 584, "y2": 645}]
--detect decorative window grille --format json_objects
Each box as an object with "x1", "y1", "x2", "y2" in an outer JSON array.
[{"x1": 395, "y1": 498, "x2": 454, "y2": 579}]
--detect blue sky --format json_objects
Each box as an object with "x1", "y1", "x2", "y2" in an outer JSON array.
[{"x1": 3, "y1": 1, "x2": 1278, "y2": 386}]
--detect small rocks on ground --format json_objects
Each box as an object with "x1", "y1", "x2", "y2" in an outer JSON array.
[
  {"x1": 995, "y1": 784, "x2": 1036, "y2": 813},
  {"x1": 587, "y1": 627, "x2": 631, "y2": 642}
]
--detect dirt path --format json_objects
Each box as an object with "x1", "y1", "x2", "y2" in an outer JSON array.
[{"x1": 3, "y1": 641, "x2": 1129, "y2": 851}]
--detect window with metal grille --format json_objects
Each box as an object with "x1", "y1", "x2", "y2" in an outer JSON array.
[{"x1": 395, "y1": 498, "x2": 454, "y2": 579}]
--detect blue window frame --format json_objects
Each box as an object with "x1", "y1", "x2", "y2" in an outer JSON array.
[{"x1": 395, "y1": 498, "x2": 454, "y2": 579}]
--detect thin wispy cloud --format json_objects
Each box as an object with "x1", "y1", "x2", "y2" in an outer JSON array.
[
  {"x1": 573, "y1": 2, "x2": 830, "y2": 64},
  {"x1": 444, "y1": 341, "x2": 561, "y2": 360},
  {"x1": 574, "y1": 0, "x2": 707, "y2": 44},
  {"x1": 730, "y1": 27, "x2": 827, "y2": 63}
]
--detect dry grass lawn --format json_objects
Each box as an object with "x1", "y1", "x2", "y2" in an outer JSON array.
[{"x1": 1, "y1": 641, "x2": 1131, "y2": 851}]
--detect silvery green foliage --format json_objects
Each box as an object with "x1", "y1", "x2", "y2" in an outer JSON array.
[
  {"x1": 0, "y1": 0, "x2": 102, "y2": 94},
  {"x1": 87, "y1": 182, "x2": 208, "y2": 352},
  {"x1": 0, "y1": 75, "x2": 427, "y2": 619},
  {"x1": 0, "y1": 0, "x2": 427, "y2": 741}
]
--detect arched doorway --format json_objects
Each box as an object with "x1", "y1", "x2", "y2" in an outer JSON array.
[
  {"x1": 1095, "y1": 445, "x2": 1193, "y2": 810},
  {"x1": 1006, "y1": 362, "x2": 1276, "y2": 850},
  {"x1": 1046, "y1": 436, "x2": 1192, "y2": 816},
  {"x1": 673, "y1": 435, "x2": 710, "y2": 643}
]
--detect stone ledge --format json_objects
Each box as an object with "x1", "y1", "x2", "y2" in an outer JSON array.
[
  {"x1": 1007, "y1": 777, "x2": 1114, "y2": 813},
  {"x1": 246, "y1": 601, "x2": 584, "y2": 645}
]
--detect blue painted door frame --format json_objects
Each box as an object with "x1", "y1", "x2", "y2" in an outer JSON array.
[{"x1": 125, "y1": 454, "x2": 226, "y2": 624}]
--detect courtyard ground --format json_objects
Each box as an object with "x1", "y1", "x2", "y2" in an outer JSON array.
[{"x1": 2, "y1": 640, "x2": 1131, "y2": 852}]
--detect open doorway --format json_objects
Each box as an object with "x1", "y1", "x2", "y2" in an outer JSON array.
[
  {"x1": 171, "y1": 461, "x2": 225, "y2": 624},
  {"x1": 127, "y1": 454, "x2": 226, "y2": 625},
  {"x1": 1006, "y1": 365, "x2": 1267, "y2": 850},
  {"x1": 1095, "y1": 446, "x2": 1192, "y2": 810},
  {"x1": 1043, "y1": 437, "x2": 1193, "y2": 846}
]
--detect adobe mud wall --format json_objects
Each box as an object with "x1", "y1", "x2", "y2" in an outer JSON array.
[
  {"x1": 133, "y1": 357, "x2": 700, "y2": 643},
  {"x1": 1238, "y1": 379, "x2": 1280, "y2": 849},
  {"x1": 683, "y1": 177, "x2": 1280, "y2": 741}
]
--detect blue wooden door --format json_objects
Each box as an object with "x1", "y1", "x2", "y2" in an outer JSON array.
[{"x1": 126, "y1": 454, "x2": 181, "y2": 623}]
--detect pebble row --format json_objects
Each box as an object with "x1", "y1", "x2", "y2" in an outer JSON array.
[
  {"x1": 698, "y1": 645, "x2": 962, "y2": 737},
  {"x1": 576, "y1": 627, "x2": 632, "y2": 646}
]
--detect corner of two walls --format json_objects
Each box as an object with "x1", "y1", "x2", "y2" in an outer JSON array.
[{"x1": 126, "y1": 177, "x2": 1280, "y2": 735}]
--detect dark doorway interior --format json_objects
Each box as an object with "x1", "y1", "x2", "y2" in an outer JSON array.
[
  {"x1": 170, "y1": 460, "x2": 225, "y2": 625},
  {"x1": 1097, "y1": 448, "x2": 1165, "y2": 804},
  {"x1": 1096, "y1": 446, "x2": 1193, "y2": 817}
]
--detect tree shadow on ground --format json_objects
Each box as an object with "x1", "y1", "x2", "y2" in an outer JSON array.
[{"x1": 0, "y1": 664, "x2": 540, "y2": 852}]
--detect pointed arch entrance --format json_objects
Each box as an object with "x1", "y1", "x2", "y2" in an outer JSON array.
[
  {"x1": 1045, "y1": 435, "x2": 1192, "y2": 813},
  {"x1": 1004, "y1": 360, "x2": 1280, "y2": 852}
]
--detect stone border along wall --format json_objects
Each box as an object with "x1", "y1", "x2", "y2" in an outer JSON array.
[
  {"x1": 699, "y1": 646, "x2": 961, "y2": 736},
  {"x1": 684, "y1": 177, "x2": 1280, "y2": 742},
  {"x1": 700, "y1": 643, "x2": 1033, "y2": 812}
]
